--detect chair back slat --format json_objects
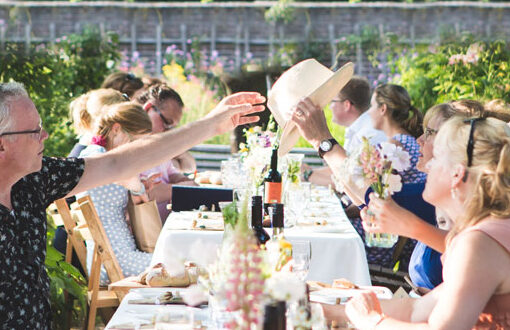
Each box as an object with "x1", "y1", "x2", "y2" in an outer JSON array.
[
  {"x1": 78, "y1": 195, "x2": 124, "y2": 283},
  {"x1": 54, "y1": 198, "x2": 88, "y2": 275}
]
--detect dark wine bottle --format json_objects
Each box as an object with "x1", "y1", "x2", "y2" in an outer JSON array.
[
  {"x1": 251, "y1": 195, "x2": 270, "y2": 245},
  {"x1": 264, "y1": 147, "x2": 282, "y2": 204}
]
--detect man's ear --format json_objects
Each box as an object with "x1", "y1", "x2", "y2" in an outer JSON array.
[
  {"x1": 0, "y1": 138, "x2": 6, "y2": 160},
  {"x1": 380, "y1": 103, "x2": 387, "y2": 115}
]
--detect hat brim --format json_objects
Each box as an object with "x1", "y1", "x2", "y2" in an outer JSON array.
[{"x1": 276, "y1": 62, "x2": 354, "y2": 156}]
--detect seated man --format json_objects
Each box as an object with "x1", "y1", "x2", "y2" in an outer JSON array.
[
  {"x1": 303, "y1": 76, "x2": 386, "y2": 187},
  {"x1": 0, "y1": 81, "x2": 264, "y2": 329}
]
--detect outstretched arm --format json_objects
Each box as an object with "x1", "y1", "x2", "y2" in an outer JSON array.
[{"x1": 67, "y1": 92, "x2": 265, "y2": 197}]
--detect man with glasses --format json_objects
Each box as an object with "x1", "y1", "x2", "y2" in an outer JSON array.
[
  {"x1": 0, "y1": 81, "x2": 264, "y2": 329},
  {"x1": 302, "y1": 76, "x2": 386, "y2": 187}
]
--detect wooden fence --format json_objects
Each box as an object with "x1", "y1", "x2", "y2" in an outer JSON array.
[{"x1": 0, "y1": 19, "x2": 504, "y2": 77}]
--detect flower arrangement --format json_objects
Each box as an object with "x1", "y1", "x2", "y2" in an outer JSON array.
[
  {"x1": 350, "y1": 137, "x2": 411, "y2": 247},
  {"x1": 239, "y1": 126, "x2": 277, "y2": 190},
  {"x1": 356, "y1": 138, "x2": 411, "y2": 199}
]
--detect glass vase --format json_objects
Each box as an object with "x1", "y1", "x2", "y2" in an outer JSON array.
[{"x1": 364, "y1": 209, "x2": 398, "y2": 248}]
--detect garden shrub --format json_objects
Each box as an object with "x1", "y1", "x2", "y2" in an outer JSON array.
[
  {"x1": 393, "y1": 38, "x2": 510, "y2": 112},
  {"x1": 0, "y1": 27, "x2": 120, "y2": 157}
]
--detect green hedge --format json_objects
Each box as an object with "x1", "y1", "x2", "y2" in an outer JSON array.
[{"x1": 0, "y1": 28, "x2": 120, "y2": 157}]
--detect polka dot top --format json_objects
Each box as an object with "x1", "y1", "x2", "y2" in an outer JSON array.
[{"x1": 78, "y1": 145, "x2": 152, "y2": 285}]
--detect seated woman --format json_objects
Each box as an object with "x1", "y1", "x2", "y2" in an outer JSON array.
[
  {"x1": 135, "y1": 83, "x2": 197, "y2": 221},
  {"x1": 363, "y1": 100, "x2": 510, "y2": 290},
  {"x1": 101, "y1": 71, "x2": 144, "y2": 98},
  {"x1": 78, "y1": 102, "x2": 154, "y2": 284},
  {"x1": 325, "y1": 116, "x2": 510, "y2": 329},
  {"x1": 68, "y1": 88, "x2": 127, "y2": 158},
  {"x1": 293, "y1": 84, "x2": 426, "y2": 270}
]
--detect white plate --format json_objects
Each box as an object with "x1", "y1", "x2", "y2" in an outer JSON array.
[
  {"x1": 130, "y1": 288, "x2": 180, "y2": 299},
  {"x1": 310, "y1": 286, "x2": 393, "y2": 304}
]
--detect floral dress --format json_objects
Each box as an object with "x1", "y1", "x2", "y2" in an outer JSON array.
[
  {"x1": 79, "y1": 145, "x2": 152, "y2": 285},
  {"x1": 351, "y1": 134, "x2": 427, "y2": 270}
]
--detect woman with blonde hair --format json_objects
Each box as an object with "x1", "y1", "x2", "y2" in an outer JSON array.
[
  {"x1": 78, "y1": 102, "x2": 154, "y2": 284},
  {"x1": 68, "y1": 88, "x2": 127, "y2": 157},
  {"x1": 324, "y1": 116, "x2": 510, "y2": 329}
]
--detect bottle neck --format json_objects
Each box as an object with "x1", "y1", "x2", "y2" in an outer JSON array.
[
  {"x1": 251, "y1": 197, "x2": 263, "y2": 227},
  {"x1": 270, "y1": 147, "x2": 278, "y2": 171}
]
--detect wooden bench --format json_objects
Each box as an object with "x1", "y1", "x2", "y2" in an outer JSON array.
[{"x1": 189, "y1": 144, "x2": 324, "y2": 172}]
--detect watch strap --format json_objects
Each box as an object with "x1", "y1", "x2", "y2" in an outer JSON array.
[{"x1": 318, "y1": 138, "x2": 338, "y2": 158}]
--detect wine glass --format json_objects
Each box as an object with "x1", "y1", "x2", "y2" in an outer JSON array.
[
  {"x1": 155, "y1": 306, "x2": 194, "y2": 330},
  {"x1": 292, "y1": 241, "x2": 312, "y2": 281}
]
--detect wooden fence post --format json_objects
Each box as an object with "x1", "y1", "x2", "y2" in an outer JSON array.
[
  {"x1": 180, "y1": 23, "x2": 187, "y2": 54},
  {"x1": 210, "y1": 22, "x2": 216, "y2": 55},
  {"x1": 244, "y1": 25, "x2": 250, "y2": 57},
  {"x1": 328, "y1": 23, "x2": 337, "y2": 69},
  {"x1": 25, "y1": 24, "x2": 31, "y2": 55},
  {"x1": 410, "y1": 24, "x2": 415, "y2": 49},
  {"x1": 355, "y1": 23, "x2": 363, "y2": 76},
  {"x1": 1, "y1": 23, "x2": 6, "y2": 51},
  {"x1": 131, "y1": 24, "x2": 137, "y2": 54},
  {"x1": 156, "y1": 24, "x2": 162, "y2": 76},
  {"x1": 235, "y1": 24, "x2": 242, "y2": 71},
  {"x1": 49, "y1": 22, "x2": 55, "y2": 47}
]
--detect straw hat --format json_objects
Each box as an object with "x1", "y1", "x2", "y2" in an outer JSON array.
[{"x1": 267, "y1": 59, "x2": 354, "y2": 156}]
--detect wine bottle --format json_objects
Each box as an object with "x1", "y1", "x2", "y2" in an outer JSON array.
[
  {"x1": 268, "y1": 203, "x2": 292, "y2": 271},
  {"x1": 251, "y1": 195, "x2": 270, "y2": 245},
  {"x1": 264, "y1": 147, "x2": 282, "y2": 204}
]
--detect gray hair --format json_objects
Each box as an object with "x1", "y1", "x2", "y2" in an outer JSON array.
[{"x1": 0, "y1": 82, "x2": 28, "y2": 134}]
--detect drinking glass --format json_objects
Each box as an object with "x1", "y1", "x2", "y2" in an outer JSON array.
[
  {"x1": 285, "y1": 182, "x2": 311, "y2": 226},
  {"x1": 221, "y1": 158, "x2": 245, "y2": 189},
  {"x1": 154, "y1": 306, "x2": 194, "y2": 330},
  {"x1": 292, "y1": 241, "x2": 312, "y2": 281},
  {"x1": 364, "y1": 209, "x2": 398, "y2": 248}
]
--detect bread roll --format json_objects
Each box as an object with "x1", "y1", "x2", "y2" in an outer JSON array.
[{"x1": 332, "y1": 278, "x2": 359, "y2": 289}]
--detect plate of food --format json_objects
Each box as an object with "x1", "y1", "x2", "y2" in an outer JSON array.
[{"x1": 308, "y1": 279, "x2": 392, "y2": 304}]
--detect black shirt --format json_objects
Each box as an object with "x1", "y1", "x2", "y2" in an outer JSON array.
[{"x1": 0, "y1": 157, "x2": 85, "y2": 329}]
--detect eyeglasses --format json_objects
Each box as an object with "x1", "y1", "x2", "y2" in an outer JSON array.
[
  {"x1": 0, "y1": 121, "x2": 44, "y2": 140},
  {"x1": 424, "y1": 127, "x2": 439, "y2": 140},
  {"x1": 462, "y1": 117, "x2": 485, "y2": 182},
  {"x1": 331, "y1": 98, "x2": 350, "y2": 104},
  {"x1": 151, "y1": 104, "x2": 176, "y2": 130},
  {"x1": 119, "y1": 72, "x2": 137, "y2": 95}
]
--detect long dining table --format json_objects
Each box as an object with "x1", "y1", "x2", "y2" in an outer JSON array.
[{"x1": 151, "y1": 185, "x2": 371, "y2": 286}]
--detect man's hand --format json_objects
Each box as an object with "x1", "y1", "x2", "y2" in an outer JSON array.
[
  {"x1": 205, "y1": 92, "x2": 266, "y2": 135},
  {"x1": 291, "y1": 97, "x2": 333, "y2": 149}
]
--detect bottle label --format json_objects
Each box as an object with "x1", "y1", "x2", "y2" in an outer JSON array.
[{"x1": 264, "y1": 182, "x2": 282, "y2": 203}]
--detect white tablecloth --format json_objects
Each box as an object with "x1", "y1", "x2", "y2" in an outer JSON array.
[
  {"x1": 151, "y1": 187, "x2": 370, "y2": 286},
  {"x1": 105, "y1": 288, "x2": 208, "y2": 329}
]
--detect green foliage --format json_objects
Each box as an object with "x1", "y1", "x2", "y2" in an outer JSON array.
[
  {"x1": 46, "y1": 216, "x2": 87, "y2": 329},
  {"x1": 393, "y1": 38, "x2": 510, "y2": 111},
  {"x1": 0, "y1": 27, "x2": 120, "y2": 157}
]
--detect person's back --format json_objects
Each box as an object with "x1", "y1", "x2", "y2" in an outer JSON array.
[{"x1": 77, "y1": 102, "x2": 154, "y2": 284}]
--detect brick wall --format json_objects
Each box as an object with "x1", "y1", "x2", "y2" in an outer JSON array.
[{"x1": 1, "y1": 1, "x2": 509, "y2": 77}]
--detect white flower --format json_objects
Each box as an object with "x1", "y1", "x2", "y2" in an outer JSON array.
[
  {"x1": 386, "y1": 173, "x2": 403, "y2": 195},
  {"x1": 266, "y1": 271, "x2": 306, "y2": 303},
  {"x1": 379, "y1": 142, "x2": 411, "y2": 172}
]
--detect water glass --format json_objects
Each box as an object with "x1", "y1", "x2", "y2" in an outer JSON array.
[
  {"x1": 292, "y1": 241, "x2": 311, "y2": 281},
  {"x1": 221, "y1": 158, "x2": 244, "y2": 188},
  {"x1": 154, "y1": 307, "x2": 194, "y2": 330},
  {"x1": 364, "y1": 209, "x2": 398, "y2": 248},
  {"x1": 285, "y1": 183, "x2": 311, "y2": 226}
]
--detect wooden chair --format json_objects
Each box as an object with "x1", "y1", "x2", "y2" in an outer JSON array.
[
  {"x1": 75, "y1": 195, "x2": 124, "y2": 330},
  {"x1": 54, "y1": 199, "x2": 89, "y2": 274}
]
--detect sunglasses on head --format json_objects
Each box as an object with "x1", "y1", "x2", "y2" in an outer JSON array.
[{"x1": 462, "y1": 117, "x2": 485, "y2": 182}]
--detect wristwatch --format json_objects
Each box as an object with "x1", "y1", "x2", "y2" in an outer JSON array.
[{"x1": 318, "y1": 138, "x2": 338, "y2": 158}]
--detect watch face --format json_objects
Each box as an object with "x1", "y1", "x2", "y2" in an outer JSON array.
[{"x1": 320, "y1": 140, "x2": 332, "y2": 151}]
